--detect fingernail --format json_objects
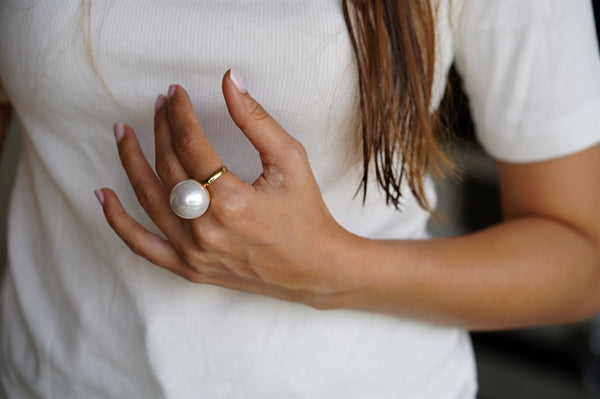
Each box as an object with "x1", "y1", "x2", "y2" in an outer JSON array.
[
  {"x1": 155, "y1": 95, "x2": 166, "y2": 112},
  {"x1": 229, "y1": 68, "x2": 247, "y2": 94},
  {"x1": 94, "y1": 189, "x2": 105, "y2": 205},
  {"x1": 168, "y1": 84, "x2": 177, "y2": 99},
  {"x1": 113, "y1": 123, "x2": 125, "y2": 143}
]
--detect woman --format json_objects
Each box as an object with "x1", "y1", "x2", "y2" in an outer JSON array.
[{"x1": 1, "y1": 0, "x2": 600, "y2": 397}]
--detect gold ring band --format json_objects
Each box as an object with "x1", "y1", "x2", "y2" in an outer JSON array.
[{"x1": 202, "y1": 166, "x2": 228, "y2": 188}]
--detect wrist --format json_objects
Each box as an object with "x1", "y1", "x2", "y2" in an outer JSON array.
[{"x1": 313, "y1": 229, "x2": 379, "y2": 311}]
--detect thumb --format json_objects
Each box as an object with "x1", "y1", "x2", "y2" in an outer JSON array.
[{"x1": 222, "y1": 69, "x2": 304, "y2": 166}]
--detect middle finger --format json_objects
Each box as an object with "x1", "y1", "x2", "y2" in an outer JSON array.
[
  {"x1": 154, "y1": 94, "x2": 188, "y2": 191},
  {"x1": 166, "y1": 85, "x2": 224, "y2": 182}
]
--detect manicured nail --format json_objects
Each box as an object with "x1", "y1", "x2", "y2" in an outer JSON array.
[
  {"x1": 155, "y1": 95, "x2": 166, "y2": 112},
  {"x1": 229, "y1": 68, "x2": 247, "y2": 94},
  {"x1": 168, "y1": 84, "x2": 177, "y2": 99},
  {"x1": 94, "y1": 189, "x2": 105, "y2": 205},
  {"x1": 113, "y1": 122, "x2": 125, "y2": 143}
]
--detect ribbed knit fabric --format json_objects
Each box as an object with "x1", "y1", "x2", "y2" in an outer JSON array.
[{"x1": 0, "y1": 0, "x2": 599, "y2": 397}]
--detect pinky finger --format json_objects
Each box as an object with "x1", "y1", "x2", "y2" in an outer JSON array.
[{"x1": 97, "y1": 188, "x2": 201, "y2": 280}]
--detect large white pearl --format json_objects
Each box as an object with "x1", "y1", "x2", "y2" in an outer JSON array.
[{"x1": 169, "y1": 179, "x2": 210, "y2": 219}]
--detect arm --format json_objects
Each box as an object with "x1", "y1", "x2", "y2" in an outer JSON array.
[
  {"x1": 98, "y1": 73, "x2": 600, "y2": 331},
  {"x1": 342, "y1": 144, "x2": 600, "y2": 330}
]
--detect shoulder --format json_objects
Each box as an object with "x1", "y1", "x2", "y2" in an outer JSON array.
[{"x1": 451, "y1": 0, "x2": 600, "y2": 163}]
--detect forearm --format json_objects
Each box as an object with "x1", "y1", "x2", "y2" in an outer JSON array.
[{"x1": 339, "y1": 216, "x2": 600, "y2": 330}]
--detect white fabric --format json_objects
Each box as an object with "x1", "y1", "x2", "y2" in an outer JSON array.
[
  {"x1": 0, "y1": 0, "x2": 598, "y2": 397},
  {"x1": 453, "y1": 0, "x2": 600, "y2": 162}
]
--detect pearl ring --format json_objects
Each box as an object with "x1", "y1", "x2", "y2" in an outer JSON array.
[{"x1": 169, "y1": 166, "x2": 228, "y2": 219}]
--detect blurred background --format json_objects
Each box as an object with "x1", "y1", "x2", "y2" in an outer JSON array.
[
  {"x1": 428, "y1": 66, "x2": 600, "y2": 397},
  {"x1": 428, "y1": 1, "x2": 600, "y2": 397},
  {"x1": 1, "y1": 1, "x2": 599, "y2": 398}
]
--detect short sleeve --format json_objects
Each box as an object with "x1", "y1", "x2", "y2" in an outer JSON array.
[{"x1": 452, "y1": 0, "x2": 600, "y2": 163}]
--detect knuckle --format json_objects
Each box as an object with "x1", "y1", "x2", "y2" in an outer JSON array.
[
  {"x1": 155, "y1": 157, "x2": 179, "y2": 180},
  {"x1": 132, "y1": 182, "x2": 159, "y2": 211},
  {"x1": 247, "y1": 102, "x2": 270, "y2": 123},
  {"x1": 284, "y1": 140, "x2": 308, "y2": 164},
  {"x1": 196, "y1": 224, "x2": 227, "y2": 252},
  {"x1": 181, "y1": 246, "x2": 206, "y2": 267},
  {"x1": 172, "y1": 126, "x2": 199, "y2": 156},
  {"x1": 215, "y1": 193, "x2": 250, "y2": 221},
  {"x1": 127, "y1": 242, "x2": 145, "y2": 257}
]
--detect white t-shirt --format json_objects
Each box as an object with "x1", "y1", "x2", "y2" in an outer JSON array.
[{"x1": 0, "y1": 1, "x2": 599, "y2": 398}]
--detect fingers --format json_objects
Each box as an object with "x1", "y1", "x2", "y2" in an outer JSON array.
[
  {"x1": 154, "y1": 95, "x2": 188, "y2": 191},
  {"x1": 114, "y1": 122, "x2": 185, "y2": 239},
  {"x1": 98, "y1": 188, "x2": 203, "y2": 280},
  {"x1": 98, "y1": 188, "x2": 336, "y2": 303},
  {"x1": 166, "y1": 85, "x2": 224, "y2": 183},
  {"x1": 98, "y1": 188, "x2": 253, "y2": 284},
  {"x1": 99, "y1": 79, "x2": 329, "y2": 296},
  {"x1": 221, "y1": 69, "x2": 308, "y2": 174},
  {"x1": 113, "y1": 77, "x2": 304, "y2": 232}
]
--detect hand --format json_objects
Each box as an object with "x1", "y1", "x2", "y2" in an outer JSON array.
[{"x1": 96, "y1": 70, "x2": 365, "y2": 309}]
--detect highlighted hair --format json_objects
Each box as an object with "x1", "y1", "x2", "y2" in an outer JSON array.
[{"x1": 342, "y1": 0, "x2": 453, "y2": 211}]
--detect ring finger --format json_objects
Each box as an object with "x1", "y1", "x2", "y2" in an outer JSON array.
[
  {"x1": 166, "y1": 85, "x2": 225, "y2": 184},
  {"x1": 115, "y1": 122, "x2": 189, "y2": 240}
]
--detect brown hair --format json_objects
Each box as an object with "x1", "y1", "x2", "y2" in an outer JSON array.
[{"x1": 342, "y1": 0, "x2": 452, "y2": 211}]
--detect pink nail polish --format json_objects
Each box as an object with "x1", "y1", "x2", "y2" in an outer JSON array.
[
  {"x1": 155, "y1": 95, "x2": 166, "y2": 112},
  {"x1": 113, "y1": 123, "x2": 125, "y2": 143},
  {"x1": 94, "y1": 189, "x2": 105, "y2": 205},
  {"x1": 229, "y1": 68, "x2": 247, "y2": 93},
  {"x1": 168, "y1": 85, "x2": 177, "y2": 99}
]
